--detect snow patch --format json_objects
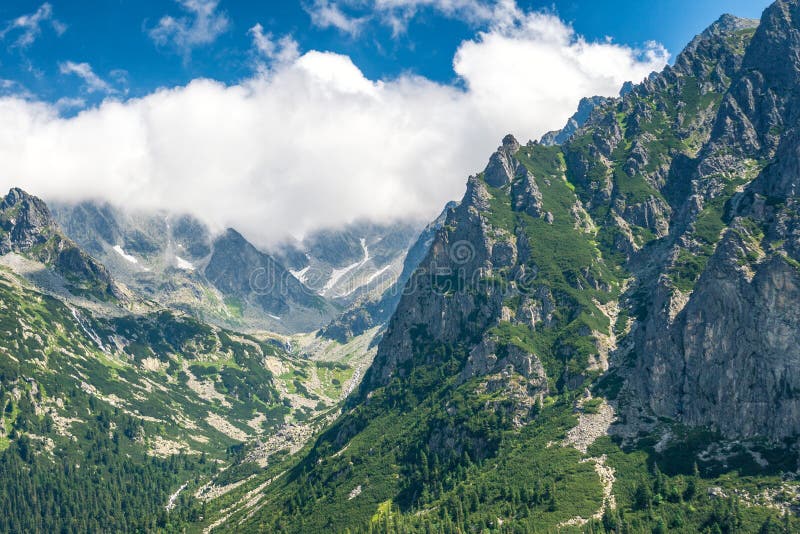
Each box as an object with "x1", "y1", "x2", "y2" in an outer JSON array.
[
  {"x1": 340, "y1": 263, "x2": 393, "y2": 298},
  {"x1": 113, "y1": 245, "x2": 138, "y2": 264},
  {"x1": 290, "y1": 265, "x2": 310, "y2": 284},
  {"x1": 365, "y1": 264, "x2": 391, "y2": 285},
  {"x1": 323, "y1": 260, "x2": 361, "y2": 295},
  {"x1": 175, "y1": 256, "x2": 195, "y2": 270},
  {"x1": 322, "y1": 238, "x2": 370, "y2": 296},
  {"x1": 268, "y1": 314, "x2": 281, "y2": 321}
]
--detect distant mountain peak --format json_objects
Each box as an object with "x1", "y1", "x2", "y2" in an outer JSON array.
[
  {"x1": 540, "y1": 95, "x2": 611, "y2": 146},
  {"x1": 500, "y1": 133, "x2": 520, "y2": 151},
  {"x1": 3, "y1": 186, "x2": 37, "y2": 206},
  {"x1": 674, "y1": 12, "x2": 760, "y2": 75},
  {"x1": 712, "y1": 13, "x2": 761, "y2": 32},
  {"x1": 0, "y1": 187, "x2": 57, "y2": 251},
  {"x1": 0, "y1": 187, "x2": 121, "y2": 302}
]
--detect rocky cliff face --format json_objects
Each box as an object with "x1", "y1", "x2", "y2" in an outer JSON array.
[
  {"x1": 362, "y1": 131, "x2": 620, "y2": 406},
  {"x1": 622, "y1": 3, "x2": 800, "y2": 439},
  {"x1": 204, "y1": 228, "x2": 334, "y2": 332},
  {"x1": 540, "y1": 95, "x2": 612, "y2": 146},
  {"x1": 363, "y1": 170, "x2": 505, "y2": 388},
  {"x1": 0, "y1": 189, "x2": 121, "y2": 301},
  {"x1": 358, "y1": 7, "x2": 800, "y2": 443},
  {"x1": 318, "y1": 203, "x2": 455, "y2": 343}
]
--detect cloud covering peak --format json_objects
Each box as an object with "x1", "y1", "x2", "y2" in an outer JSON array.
[{"x1": 0, "y1": 6, "x2": 667, "y2": 245}]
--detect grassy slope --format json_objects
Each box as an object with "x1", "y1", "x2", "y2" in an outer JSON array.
[{"x1": 0, "y1": 266, "x2": 356, "y2": 530}]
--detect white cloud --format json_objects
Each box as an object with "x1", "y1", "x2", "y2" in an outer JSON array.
[
  {"x1": 59, "y1": 62, "x2": 116, "y2": 94},
  {"x1": 305, "y1": 0, "x2": 367, "y2": 36},
  {"x1": 1, "y1": 2, "x2": 66, "y2": 48},
  {"x1": 54, "y1": 97, "x2": 87, "y2": 111},
  {"x1": 148, "y1": 0, "x2": 229, "y2": 55},
  {"x1": 0, "y1": 4, "x2": 667, "y2": 246},
  {"x1": 307, "y1": 0, "x2": 497, "y2": 35},
  {"x1": 0, "y1": 79, "x2": 34, "y2": 99},
  {"x1": 248, "y1": 24, "x2": 300, "y2": 66},
  {"x1": 453, "y1": 9, "x2": 669, "y2": 138}
]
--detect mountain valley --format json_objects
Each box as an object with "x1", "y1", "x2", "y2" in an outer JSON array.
[{"x1": 3, "y1": 1, "x2": 800, "y2": 533}]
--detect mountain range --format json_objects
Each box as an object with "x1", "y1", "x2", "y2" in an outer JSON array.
[
  {"x1": 50, "y1": 200, "x2": 426, "y2": 334},
  {"x1": 3, "y1": 2, "x2": 800, "y2": 533}
]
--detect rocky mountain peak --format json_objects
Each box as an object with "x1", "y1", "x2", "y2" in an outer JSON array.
[
  {"x1": 682, "y1": 13, "x2": 759, "y2": 54},
  {"x1": 2, "y1": 186, "x2": 37, "y2": 207},
  {"x1": 613, "y1": 0, "x2": 800, "y2": 441},
  {"x1": 671, "y1": 13, "x2": 758, "y2": 82},
  {"x1": 743, "y1": 0, "x2": 800, "y2": 90},
  {"x1": 500, "y1": 133, "x2": 520, "y2": 151},
  {"x1": 0, "y1": 187, "x2": 58, "y2": 253},
  {"x1": 218, "y1": 227, "x2": 246, "y2": 244},
  {"x1": 204, "y1": 226, "x2": 334, "y2": 331},
  {"x1": 540, "y1": 95, "x2": 611, "y2": 146},
  {"x1": 709, "y1": 13, "x2": 759, "y2": 34},
  {"x1": 701, "y1": 0, "x2": 800, "y2": 166},
  {"x1": 484, "y1": 134, "x2": 522, "y2": 187},
  {"x1": 0, "y1": 188, "x2": 121, "y2": 301}
]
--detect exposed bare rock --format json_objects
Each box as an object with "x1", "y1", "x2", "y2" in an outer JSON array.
[
  {"x1": 511, "y1": 167, "x2": 543, "y2": 217},
  {"x1": 564, "y1": 397, "x2": 616, "y2": 454},
  {"x1": 484, "y1": 135, "x2": 521, "y2": 187},
  {"x1": 459, "y1": 337, "x2": 547, "y2": 388}
]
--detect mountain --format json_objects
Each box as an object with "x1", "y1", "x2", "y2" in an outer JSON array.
[
  {"x1": 618, "y1": 6, "x2": 800, "y2": 439},
  {"x1": 271, "y1": 219, "x2": 424, "y2": 304},
  {"x1": 51, "y1": 201, "x2": 338, "y2": 333},
  {"x1": 319, "y1": 203, "x2": 455, "y2": 343},
  {"x1": 52, "y1": 202, "x2": 423, "y2": 334},
  {"x1": 192, "y1": 7, "x2": 800, "y2": 532},
  {"x1": 0, "y1": 190, "x2": 368, "y2": 531},
  {"x1": 0, "y1": 188, "x2": 122, "y2": 302},
  {"x1": 540, "y1": 95, "x2": 612, "y2": 146},
  {"x1": 205, "y1": 228, "x2": 334, "y2": 332},
  {"x1": 7, "y1": 2, "x2": 800, "y2": 533}
]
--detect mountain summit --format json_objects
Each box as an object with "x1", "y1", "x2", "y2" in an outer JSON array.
[{"x1": 0, "y1": 188, "x2": 121, "y2": 301}]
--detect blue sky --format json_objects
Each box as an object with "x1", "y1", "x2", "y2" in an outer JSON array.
[
  {"x1": 0, "y1": 1, "x2": 777, "y2": 242},
  {"x1": 0, "y1": 0, "x2": 773, "y2": 105}
]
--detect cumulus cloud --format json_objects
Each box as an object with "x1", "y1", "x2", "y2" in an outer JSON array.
[
  {"x1": 148, "y1": 0, "x2": 229, "y2": 55},
  {"x1": 0, "y1": 4, "x2": 668, "y2": 245},
  {"x1": 1, "y1": 2, "x2": 66, "y2": 48},
  {"x1": 59, "y1": 62, "x2": 116, "y2": 94},
  {"x1": 454, "y1": 8, "x2": 668, "y2": 138}
]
